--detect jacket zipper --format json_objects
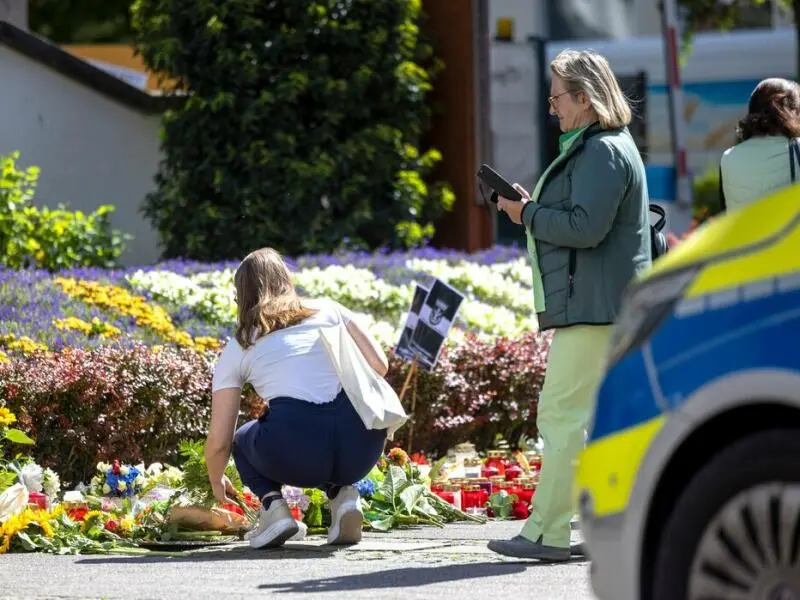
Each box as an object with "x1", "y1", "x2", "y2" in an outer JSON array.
[{"x1": 568, "y1": 249, "x2": 576, "y2": 298}]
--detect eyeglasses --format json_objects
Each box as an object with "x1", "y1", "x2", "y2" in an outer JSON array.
[{"x1": 548, "y1": 91, "x2": 571, "y2": 106}]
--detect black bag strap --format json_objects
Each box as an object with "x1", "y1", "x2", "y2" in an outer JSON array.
[
  {"x1": 718, "y1": 165, "x2": 727, "y2": 212},
  {"x1": 790, "y1": 138, "x2": 800, "y2": 183},
  {"x1": 649, "y1": 204, "x2": 666, "y2": 232}
]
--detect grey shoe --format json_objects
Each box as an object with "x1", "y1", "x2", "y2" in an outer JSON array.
[
  {"x1": 327, "y1": 485, "x2": 363, "y2": 545},
  {"x1": 247, "y1": 497, "x2": 299, "y2": 549},
  {"x1": 487, "y1": 535, "x2": 570, "y2": 562}
]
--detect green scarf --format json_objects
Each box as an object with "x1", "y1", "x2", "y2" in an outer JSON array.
[{"x1": 525, "y1": 125, "x2": 590, "y2": 313}]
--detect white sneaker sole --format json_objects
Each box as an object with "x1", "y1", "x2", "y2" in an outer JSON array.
[
  {"x1": 327, "y1": 502, "x2": 363, "y2": 545},
  {"x1": 249, "y1": 517, "x2": 300, "y2": 549}
]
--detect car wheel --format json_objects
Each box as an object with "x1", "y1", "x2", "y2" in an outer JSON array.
[{"x1": 652, "y1": 429, "x2": 800, "y2": 600}]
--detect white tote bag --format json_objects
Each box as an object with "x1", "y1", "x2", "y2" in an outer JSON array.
[{"x1": 319, "y1": 323, "x2": 408, "y2": 440}]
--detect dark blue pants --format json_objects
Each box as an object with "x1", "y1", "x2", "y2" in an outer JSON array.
[{"x1": 232, "y1": 389, "x2": 387, "y2": 499}]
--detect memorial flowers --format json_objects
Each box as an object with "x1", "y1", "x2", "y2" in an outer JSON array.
[{"x1": 90, "y1": 461, "x2": 145, "y2": 498}]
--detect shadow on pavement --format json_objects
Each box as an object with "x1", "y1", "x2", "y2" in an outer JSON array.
[
  {"x1": 76, "y1": 543, "x2": 339, "y2": 564},
  {"x1": 256, "y1": 562, "x2": 533, "y2": 593}
]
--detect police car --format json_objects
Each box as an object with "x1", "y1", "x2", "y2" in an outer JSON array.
[{"x1": 576, "y1": 184, "x2": 800, "y2": 600}]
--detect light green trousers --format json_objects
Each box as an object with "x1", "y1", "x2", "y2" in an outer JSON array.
[{"x1": 520, "y1": 324, "x2": 613, "y2": 548}]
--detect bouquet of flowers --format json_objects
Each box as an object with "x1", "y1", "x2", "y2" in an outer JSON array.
[{"x1": 91, "y1": 460, "x2": 145, "y2": 498}]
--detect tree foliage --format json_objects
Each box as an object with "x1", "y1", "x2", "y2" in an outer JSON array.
[
  {"x1": 131, "y1": 0, "x2": 454, "y2": 260},
  {"x1": 29, "y1": 0, "x2": 134, "y2": 43}
]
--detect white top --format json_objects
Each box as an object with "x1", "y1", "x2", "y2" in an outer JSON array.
[
  {"x1": 212, "y1": 298, "x2": 355, "y2": 404},
  {"x1": 721, "y1": 136, "x2": 795, "y2": 212}
]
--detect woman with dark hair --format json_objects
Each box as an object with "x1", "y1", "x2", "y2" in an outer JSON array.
[{"x1": 720, "y1": 77, "x2": 800, "y2": 211}]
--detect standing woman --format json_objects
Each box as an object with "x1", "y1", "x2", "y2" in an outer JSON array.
[
  {"x1": 487, "y1": 49, "x2": 652, "y2": 561},
  {"x1": 720, "y1": 77, "x2": 800, "y2": 212}
]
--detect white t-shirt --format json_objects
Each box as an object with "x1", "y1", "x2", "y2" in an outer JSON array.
[{"x1": 212, "y1": 298, "x2": 355, "y2": 404}]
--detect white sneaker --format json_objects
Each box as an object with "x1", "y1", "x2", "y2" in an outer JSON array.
[
  {"x1": 247, "y1": 497, "x2": 299, "y2": 549},
  {"x1": 327, "y1": 485, "x2": 362, "y2": 545}
]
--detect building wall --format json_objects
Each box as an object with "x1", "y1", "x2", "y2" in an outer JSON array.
[{"x1": 0, "y1": 45, "x2": 163, "y2": 266}]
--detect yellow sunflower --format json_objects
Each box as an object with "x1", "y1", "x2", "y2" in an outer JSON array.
[{"x1": 0, "y1": 407, "x2": 16, "y2": 427}]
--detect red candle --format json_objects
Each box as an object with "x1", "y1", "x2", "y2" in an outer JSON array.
[
  {"x1": 485, "y1": 451, "x2": 506, "y2": 477},
  {"x1": 28, "y1": 492, "x2": 48, "y2": 511},
  {"x1": 504, "y1": 464, "x2": 523, "y2": 482},
  {"x1": 519, "y1": 483, "x2": 535, "y2": 505}
]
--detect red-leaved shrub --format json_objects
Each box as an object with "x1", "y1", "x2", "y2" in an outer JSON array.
[
  {"x1": 386, "y1": 331, "x2": 550, "y2": 454},
  {"x1": 1, "y1": 332, "x2": 551, "y2": 484},
  {"x1": 0, "y1": 344, "x2": 218, "y2": 485}
]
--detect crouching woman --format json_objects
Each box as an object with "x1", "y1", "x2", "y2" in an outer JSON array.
[{"x1": 205, "y1": 248, "x2": 388, "y2": 549}]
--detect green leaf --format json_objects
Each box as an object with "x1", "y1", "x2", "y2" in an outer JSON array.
[
  {"x1": 380, "y1": 465, "x2": 409, "y2": 510},
  {"x1": 368, "y1": 515, "x2": 395, "y2": 531},
  {"x1": 4, "y1": 428, "x2": 34, "y2": 445},
  {"x1": 15, "y1": 532, "x2": 38, "y2": 551},
  {"x1": 398, "y1": 483, "x2": 426, "y2": 516}
]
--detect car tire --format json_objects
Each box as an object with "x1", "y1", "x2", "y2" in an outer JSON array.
[{"x1": 652, "y1": 428, "x2": 800, "y2": 600}]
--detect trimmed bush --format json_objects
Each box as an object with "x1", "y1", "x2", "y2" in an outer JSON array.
[{"x1": 132, "y1": 0, "x2": 454, "y2": 260}]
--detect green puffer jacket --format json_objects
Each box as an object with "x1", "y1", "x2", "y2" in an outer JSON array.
[{"x1": 521, "y1": 123, "x2": 652, "y2": 331}]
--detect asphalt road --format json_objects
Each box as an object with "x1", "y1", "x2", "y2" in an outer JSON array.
[{"x1": 0, "y1": 521, "x2": 595, "y2": 600}]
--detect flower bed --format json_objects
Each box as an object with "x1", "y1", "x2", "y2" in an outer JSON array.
[
  {"x1": 0, "y1": 246, "x2": 549, "y2": 525},
  {"x1": 0, "y1": 246, "x2": 534, "y2": 354}
]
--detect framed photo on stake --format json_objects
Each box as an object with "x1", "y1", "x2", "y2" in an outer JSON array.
[
  {"x1": 394, "y1": 284, "x2": 429, "y2": 361},
  {"x1": 409, "y1": 278, "x2": 465, "y2": 370}
]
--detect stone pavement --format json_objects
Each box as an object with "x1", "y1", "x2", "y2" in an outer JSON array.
[{"x1": 0, "y1": 521, "x2": 594, "y2": 600}]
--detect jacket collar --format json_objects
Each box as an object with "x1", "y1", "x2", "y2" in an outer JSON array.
[{"x1": 559, "y1": 122, "x2": 625, "y2": 162}]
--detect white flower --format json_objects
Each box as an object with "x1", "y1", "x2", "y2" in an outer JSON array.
[
  {"x1": 42, "y1": 468, "x2": 61, "y2": 498},
  {"x1": 146, "y1": 462, "x2": 164, "y2": 475},
  {"x1": 119, "y1": 466, "x2": 130, "y2": 477},
  {"x1": 96, "y1": 462, "x2": 109, "y2": 473},
  {"x1": 19, "y1": 463, "x2": 44, "y2": 493},
  {"x1": 134, "y1": 475, "x2": 145, "y2": 487},
  {"x1": 0, "y1": 483, "x2": 29, "y2": 523},
  {"x1": 102, "y1": 483, "x2": 111, "y2": 494},
  {"x1": 117, "y1": 481, "x2": 127, "y2": 492}
]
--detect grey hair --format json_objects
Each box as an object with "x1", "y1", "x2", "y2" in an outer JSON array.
[{"x1": 550, "y1": 49, "x2": 632, "y2": 129}]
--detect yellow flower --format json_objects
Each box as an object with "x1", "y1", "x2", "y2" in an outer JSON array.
[
  {"x1": 80, "y1": 510, "x2": 107, "y2": 534},
  {"x1": 0, "y1": 507, "x2": 55, "y2": 554},
  {"x1": 54, "y1": 278, "x2": 219, "y2": 353},
  {"x1": 52, "y1": 317, "x2": 121, "y2": 339},
  {"x1": 119, "y1": 517, "x2": 134, "y2": 535},
  {"x1": 0, "y1": 334, "x2": 48, "y2": 356},
  {"x1": 193, "y1": 336, "x2": 222, "y2": 353},
  {"x1": 0, "y1": 350, "x2": 7, "y2": 363},
  {"x1": 0, "y1": 407, "x2": 16, "y2": 427}
]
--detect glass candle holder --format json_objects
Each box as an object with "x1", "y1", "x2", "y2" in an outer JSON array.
[
  {"x1": 504, "y1": 463, "x2": 524, "y2": 482},
  {"x1": 519, "y1": 483, "x2": 535, "y2": 505},
  {"x1": 463, "y1": 458, "x2": 482, "y2": 479},
  {"x1": 484, "y1": 450, "x2": 507, "y2": 477}
]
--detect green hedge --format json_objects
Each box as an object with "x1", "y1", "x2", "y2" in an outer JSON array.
[
  {"x1": 132, "y1": 0, "x2": 454, "y2": 260},
  {"x1": 0, "y1": 152, "x2": 127, "y2": 270}
]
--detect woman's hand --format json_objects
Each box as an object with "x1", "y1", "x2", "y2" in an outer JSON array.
[
  {"x1": 496, "y1": 183, "x2": 531, "y2": 225},
  {"x1": 211, "y1": 475, "x2": 237, "y2": 505}
]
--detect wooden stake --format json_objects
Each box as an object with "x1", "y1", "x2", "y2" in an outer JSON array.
[
  {"x1": 406, "y1": 363, "x2": 420, "y2": 453},
  {"x1": 398, "y1": 358, "x2": 418, "y2": 402}
]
